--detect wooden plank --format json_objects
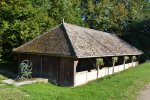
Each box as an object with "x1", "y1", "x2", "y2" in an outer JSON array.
[
  {"x1": 41, "y1": 56, "x2": 59, "y2": 84},
  {"x1": 19, "y1": 54, "x2": 76, "y2": 86},
  {"x1": 58, "y1": 58, "x2": 74, "y2": 86},
  {"x1": 29, "y1": 54, "x2": 41, "y2": 77}
]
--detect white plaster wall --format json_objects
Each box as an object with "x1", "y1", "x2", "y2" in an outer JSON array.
[
  {"x1": 108, "y1": 67, "x2": 113, "y2": 75},
  {"x1": 125, "y1": 64, "x2": 129, "y2": 69},
  {"x1": 98, "y1": 69, "x2": 102, "y2": 78},
  {"x1": 74, "y1": 62, "x2": 139, "y2": 86},
  {"x1": 114, "y1": 66, "x2": 119, "y2": 73},
  {"x1": 128, "y1": 63, "x2": 133, "y2": 68},
  {"x1": 75, "y1": 71, "x2": 88, "y2": 86},
  {"x1": 98, "y1": 67, "x2": 109, "y2": 78},
  {"x1": 100, "y1": 67, "x2": 106, "y2": 77},
  {"x1": 118, "y1": 65, "x2": 124, "y2": 71},
  {"x1": 105, "y1": 67, "x2": 109, "y2": 76},
  {"x1": 87, "y1": 70, "x2": 97, "y2": 81},
  {"x1": 133, "y1": 62, "x2": 138, "y2": 66}
]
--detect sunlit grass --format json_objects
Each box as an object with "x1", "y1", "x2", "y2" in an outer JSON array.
[{"x1": 0, "y1": 62, "x2": 150, "y2": 100}]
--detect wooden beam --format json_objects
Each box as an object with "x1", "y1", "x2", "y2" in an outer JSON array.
[{"x1": 73, "y1": 60, "x2": 78, "y2": 86}]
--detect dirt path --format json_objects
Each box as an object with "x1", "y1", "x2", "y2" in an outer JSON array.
[{"x1": 137, "y1": 83, "x2": 150, "y2": 100}]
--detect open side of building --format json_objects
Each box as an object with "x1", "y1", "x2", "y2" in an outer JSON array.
[{"x1": 14, "y1": 22, "x2": 143, "y2": 86}]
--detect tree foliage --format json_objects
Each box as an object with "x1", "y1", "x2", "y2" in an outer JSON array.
[
  {"x1": 0, "y1": 0, "x2": 150, "y2": 61},
  {"x1": 0, "y1": 0, "x2": 55, "y2": 60}
]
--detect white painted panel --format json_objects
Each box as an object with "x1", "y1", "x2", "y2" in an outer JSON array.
[
  {"x1": 125, "y1": 64, "x2": 129, "y2": 69},
  {"x1": 75, "y1": 72, "x2": 87, "y2": 86},
  {"x1": 114, "y1": 66, "x2": 119, "y2": 73},
  {"x1": 98, "y1": 67, "x2": 109, "y2": 78},
  {"x1": 119, "y1": 65, "x2": 124, "y2": 71},
  {"x1": 74, "y1": 62, "x2": 139, "y2": 86},
  {"x1": 105, "y1": 67, "x2": 109, "y2": 76},
  {"x1": 128, "y1": 63, "x2": 133, "y2": 68},
  {"x1": 98, "y1": 69, "x2": 102, "y2": 78},
  {"x1": 87, "y1": 70, "x2": 97, "y2": 81},
  {"x1": 133, "y1": 62, "x2": 138, "y2": 66},
  {"x1": 108, "y1": 67, "x2": 113, "y2": 75},
  {"x1": 101, "y1": 68, "x2": 106, "y2": 77}
]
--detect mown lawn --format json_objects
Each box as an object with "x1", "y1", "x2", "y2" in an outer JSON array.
[{"x1": 0, "y1": 62, "x2": 150, "y2": 100}]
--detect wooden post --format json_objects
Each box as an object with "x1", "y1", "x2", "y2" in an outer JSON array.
[
  {"x1": 132, "y1": 56, "x2": 133, "y2": 67},
  {"x1": 97, "y1": 65, "x2": 99, "y2": 79},
  {"x1": 112, "y1": 57, "x2": 117, "y2": 74},
  {"x1": 124, "y1": 56, "x2": 129, "y2": 69},
  {"x1": 112, "y1": 58, "x2": 115, "y2": 74},
  {"x1": 96, "y1": 58, "x2": 104, "y2": 78},
  {"x1": 73, "y1": 60, "x2": 78, "y2": 86},
  {"x1": 74, "y1": 60, "x2": 78, "y2": 74},
  {"x1": 124, "y1": 59, "x2": 126, "y2": 69}
]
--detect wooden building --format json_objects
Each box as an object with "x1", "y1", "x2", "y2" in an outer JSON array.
[{"x1": 14, "y1": 22, "x2": 143, "y2": 86}]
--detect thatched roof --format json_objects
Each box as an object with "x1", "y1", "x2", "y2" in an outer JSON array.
[{"x1": 14, "y1": 22, "x2": 143, "y2": 58}]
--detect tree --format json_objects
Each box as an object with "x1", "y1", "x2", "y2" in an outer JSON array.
[
  {"x1": 0, "y1": 0, "x2": 83, "y2": 61},
  {"x1": 0, "y1": 0, "x2": 54, "y2": 60},
  {"x1": 121, "y1": 0, "x2": 150, "y2": 60},
  {"x1": 81, "y1": 0, "x2": 148, "y2": 34},
  {"x1": 0, "y1": 0, "x2": 150, "y2": 61},
  {"x1": 47, "y1": 0, "x2": 83, "y2": 25}
]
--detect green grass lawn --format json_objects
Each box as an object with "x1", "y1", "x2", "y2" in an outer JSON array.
[{"x1": 0, "y1": 62, "x2": 150, "y2": 100}]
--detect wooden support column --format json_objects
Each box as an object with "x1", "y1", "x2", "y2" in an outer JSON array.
[
  {"x1": 112, "y1": 58, "x2": 115, "y2": 74},
  {"x1": 74, "y1": 60, "x2": 78, "y2": 74},
  {"x1": 96, "y1": 58, "x2": 105, "y2": 78},
  {"x1": 97, "y1": 65, "x2": 99, "y2": 79},
  {"x1": 123, "y1": 58, "x2": 126, "y2": 69},
  {"x1": 73, "y1": 60, "x2": 79, "y2": 86},
  {"x1": 131, "y1": 56, "x2": 134, "y2": 67},
  {"x1": 124, "y1": 56, "x2": 129, "y2": 69},
  {"x1": 112, "y1": 57, "x2": 117, "y2": 74},
  {"x1": 132, "y1": 55, "x2": 138, "y2": 67}
]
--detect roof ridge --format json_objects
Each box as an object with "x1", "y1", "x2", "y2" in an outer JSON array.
[
  {"x1": 14, "y1": 22, "x2": 143, "y2": 57},
  {"x1": 85, "y1": 32, "x2": 116, "y2": 56},
  {"x1": 63, "y1": 23, "x2": 105, "y2": 34},
  {"x1": 61, "y1": 23, "x2": 77, "y2": 57},
  {"x1": 64, "y1": 22, "x2": 143, "y2": 56}
]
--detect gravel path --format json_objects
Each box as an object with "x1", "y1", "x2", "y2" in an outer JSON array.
[{"x1": 137, "y1": 83, "x2": 150, "y2": 100}]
